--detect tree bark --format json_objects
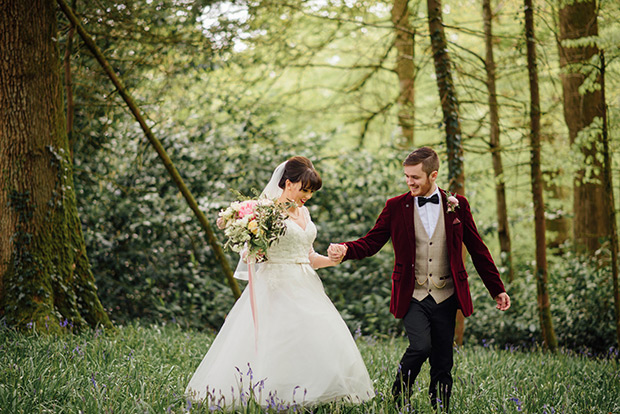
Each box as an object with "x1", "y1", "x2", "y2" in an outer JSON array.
[
  {"x1": 64, "y1": 0, "x2": 76, "y2": 161},
  {"x1": 524, "y1": 0, "x2": 558, "y2": 350},
  {"x1": 391, "y1": 0, "x2": 416, "y2": 148},
  {"x1": 0, "y1": 0, "x2": 112, "y2": 331},
  {"x1": 558, "y1": 0, "x2": 608, "y2": 254},
  {"x1": 482, "y1": 0, "x2": 513, "y2": 281},
  {"x1": 427, "y1": 0, "x2": 464, "y2": 193},
  {"x1": 426, "y1": 0, "x2": 466, "y2": 344},
  {"x1": 598, "y1": 51, "x2": 620, "y2": 348}
]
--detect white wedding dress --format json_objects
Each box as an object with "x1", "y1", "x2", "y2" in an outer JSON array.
[{"x1": 185, "y1": 208, "x2": 375, "y2": 408}]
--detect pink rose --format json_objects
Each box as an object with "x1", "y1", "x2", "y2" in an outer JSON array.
[
  {"x1": 237, "y1": 200, "x2": 258, "y2": 219},
  {"x1": 444, "y1": 191, "x2": 460, "y2": 213}
]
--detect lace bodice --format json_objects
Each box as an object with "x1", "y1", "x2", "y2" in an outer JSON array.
[{"x1": 266, "y1": 209, "x2": 317, "y2": 264}]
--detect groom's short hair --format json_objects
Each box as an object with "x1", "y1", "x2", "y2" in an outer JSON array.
[{"x1": 403, "y1": 147, "x2": 439, "y2": 176}]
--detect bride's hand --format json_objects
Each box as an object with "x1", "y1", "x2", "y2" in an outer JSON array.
[{"x1": 328, "y1": 243, "x2": 347, "y2": 263}]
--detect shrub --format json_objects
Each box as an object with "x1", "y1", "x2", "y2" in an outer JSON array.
[{"x1": 463, "y1": 252, "x2": 617, "y2": 353}]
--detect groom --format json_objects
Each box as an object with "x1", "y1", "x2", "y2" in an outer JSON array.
[{"x1": 329, "y1": 147, "x2": 510, "y2": 412}]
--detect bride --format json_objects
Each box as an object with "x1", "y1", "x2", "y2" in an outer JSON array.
[{"x1": 185, "y1": 156, "x2": 375, "y2": 408}]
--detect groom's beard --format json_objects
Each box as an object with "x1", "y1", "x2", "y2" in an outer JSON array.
[{"x1": 409, "y1": 182, "x2": 435, "y2": 197}]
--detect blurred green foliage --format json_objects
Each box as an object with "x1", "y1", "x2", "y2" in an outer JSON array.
[
  {"x1": 76, "y1": 123, "x2": 617, "y2": 351},
  {"x1": 465, "y1": 251, "x2": 617, "y2": 353}
]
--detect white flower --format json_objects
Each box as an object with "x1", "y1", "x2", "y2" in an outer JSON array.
[{"x1": 218, "y1": 195, "x2": 289, "y2": 262}]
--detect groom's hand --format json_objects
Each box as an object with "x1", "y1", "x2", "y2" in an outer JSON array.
[
  {"x1": 494, "y1": 292, "x2": 511, "y2": 311},
  {"x1": 328, "y1": 243, "x2": 347, "y2": 263}
]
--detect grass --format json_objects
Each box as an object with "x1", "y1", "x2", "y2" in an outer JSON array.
[{"x1": 0, "y1": 322, "x2": 618, "y2": 413}]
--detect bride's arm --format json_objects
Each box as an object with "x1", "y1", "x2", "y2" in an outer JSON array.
[
  {"x1": 304, "y1": 207, "x2": 341, "y2": 269},
  {"x1": 309, "y1": 247, "x2": 341, "y2": 269}
]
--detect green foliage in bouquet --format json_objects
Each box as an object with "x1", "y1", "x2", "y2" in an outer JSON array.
[{"x1": 218, "y1": 195, "x2": 290, "y2": 261}]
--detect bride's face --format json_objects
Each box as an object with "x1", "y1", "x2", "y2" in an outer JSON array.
[{"x1": 285, "y1": 180, "x2": 314, "y2": 207}]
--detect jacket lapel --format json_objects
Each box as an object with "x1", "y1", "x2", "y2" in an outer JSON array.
[{"x1": 401, "y1": 192, "x2": 416, "y2": 249}]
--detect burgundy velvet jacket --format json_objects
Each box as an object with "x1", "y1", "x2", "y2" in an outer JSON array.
[{"x1": 343, "y1": 188, "x2": 506, "y2": 319}]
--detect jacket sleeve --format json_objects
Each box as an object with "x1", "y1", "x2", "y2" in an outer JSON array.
[
  {"x1": 460, "y1": 196, "x2": 506, "y2": 298},
  {"x1": 343, "y1": 200, "x2": 392, "y2": 261}
]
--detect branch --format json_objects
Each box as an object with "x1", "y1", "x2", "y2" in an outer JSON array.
[{"x1": 56, "y1": 0, "x2": 242, "y2": 300}]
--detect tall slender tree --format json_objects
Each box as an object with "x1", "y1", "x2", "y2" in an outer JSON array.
[
  {"x1": 426, "y1": 0, "x2": 466, "y2": 344},
  {"x1": 482, "y1": 0, "x2": 513, "y2": 281},
  {"x1": 0, "y1": 0, "x2": 112, "y2": 331},
  {"x1": 427, "y1": 0, "x2": 465, "y2": 193},
  {"x1": 598, "y1": 51, "x2": 620, "y2": 348},
  {"x1": 558, "y1": 0, "x2": 609, "y2": 253},
  {"x1": 391, "y1": 0, "x2": 416, "y2": 148},
  {"x1": 524, "y1": 0, "x2": 558, "y2": 350}
]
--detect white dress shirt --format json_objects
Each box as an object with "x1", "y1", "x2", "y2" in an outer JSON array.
[{"x1": 415, "y1": 186, "x2": 441, "y2": 237}]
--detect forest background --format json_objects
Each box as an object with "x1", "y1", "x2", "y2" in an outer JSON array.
[{"x1": 1, "y1": 0, "x2": 619, "y2": 354}]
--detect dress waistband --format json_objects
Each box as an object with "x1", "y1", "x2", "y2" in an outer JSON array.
[{"x1": 266, "y1": 258, "x2": 311, "y2": 265}]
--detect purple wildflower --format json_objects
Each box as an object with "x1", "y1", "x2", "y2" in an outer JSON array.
[
  {"x1": 509, "y1": 397, "x2": 523, "y2": 412},
  {"x1": 354, "y1": 326, "x2": 362, "y2": 340}
]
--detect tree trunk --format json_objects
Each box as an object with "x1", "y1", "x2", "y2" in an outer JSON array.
[
  {"x1": 599, "y1": 51, "x2": 620, "y2": 348},
  {"x1": 0, "y1": 0, "x2": 112, "y2": 331},
  {"x1": 524, "y1": 0, "x2": 557, "y2": 350},
  {"x1": 391, "y1": 0, "x2": 416, "y2": 148},
  {"x1": 558, "y1": 0, "x2": 608, "y2": 254},
  {"x1": 426, "y1": 0, "x2": 466, "y2": 344},
  {"x1": 64, "y1": 0, "x2": 76, "y2": 161},
  {"x1": 482, "y1": 0, "x2": 513, "y2": 281},
  {"x1": 427, "y1": 0, "x2": 464, "y2": 193}
]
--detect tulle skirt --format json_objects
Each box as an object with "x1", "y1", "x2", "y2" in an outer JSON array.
[{"x1": 185, "y1": 262, "x2": 375, "y2": 408}]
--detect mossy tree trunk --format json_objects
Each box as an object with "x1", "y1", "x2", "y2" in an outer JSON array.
[
  {"x1": 524, "y1": 0, "x2": 557, "y2": 351},
  {"x1": 0, "y1": 0, "x2": 112, "y2": 331},
  {"x1": 599, "y1": 51, "x2": 620, "y2": 349},
  {"x1": 426, "y1": 0, "x2": 466, "y2": 345}
]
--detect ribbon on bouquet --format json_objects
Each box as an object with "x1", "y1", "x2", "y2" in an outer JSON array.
[{"x1": 247, "y1": 256, "x2": 259, "y2": 350}]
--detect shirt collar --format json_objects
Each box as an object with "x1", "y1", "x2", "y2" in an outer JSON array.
[{"x1": 415, "y1": 186, "x2": 439, "y2": 201}]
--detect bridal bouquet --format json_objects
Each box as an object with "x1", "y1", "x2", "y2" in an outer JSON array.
[{"x1": 217, "y1": 197, "x2": 289, "y2": 262}]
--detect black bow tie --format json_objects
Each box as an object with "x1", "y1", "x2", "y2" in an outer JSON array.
[{"x1": 418, "y1": 193, "x2": 439, "y2": 207}]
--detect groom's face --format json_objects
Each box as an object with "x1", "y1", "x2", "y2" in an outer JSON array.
[{"x1": 404, "y1": 163, "x2": 437, "y2": 197}]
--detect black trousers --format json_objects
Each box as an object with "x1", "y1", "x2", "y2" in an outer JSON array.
[{"x1": 392, "y1": 295, "x2": 458, "y2": 411}]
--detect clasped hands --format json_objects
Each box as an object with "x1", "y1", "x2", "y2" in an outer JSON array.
[{"x1": 327, "y1": 243, "x2": 347, "y2": 264}]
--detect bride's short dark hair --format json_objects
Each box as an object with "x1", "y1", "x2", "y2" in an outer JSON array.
[{"x1": 278, "y1": 156, "x2": 322, "y2": 192}]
